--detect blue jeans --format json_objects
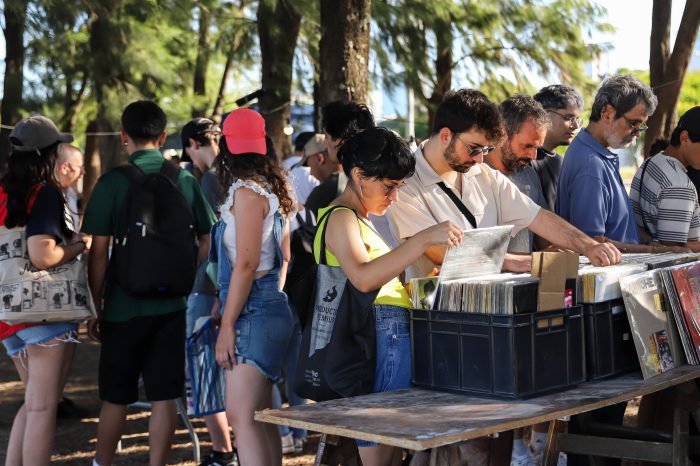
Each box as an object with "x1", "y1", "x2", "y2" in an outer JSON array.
[
  {"x1": 356, "y1": 304, "x2": 411, "y2": 448},
  {"x1": 2, "y1": 322, "x2": 79, "y2": 356},
  {"x1": 186, "y1": 293, "x2": 216, "y2": 337}
]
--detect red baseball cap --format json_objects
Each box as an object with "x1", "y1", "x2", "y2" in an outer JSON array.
[{"x1": 222, "y1": 108, "x2": 267, "y2": 155}]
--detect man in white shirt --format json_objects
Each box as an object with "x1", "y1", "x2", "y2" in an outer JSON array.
[{"x1": 386, "y1": 89, "x2": 621, "y2": 280}]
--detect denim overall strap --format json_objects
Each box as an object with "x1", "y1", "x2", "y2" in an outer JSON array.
[
  {"x1": 211, "y1": 220, "x2": 233, "y2": 291},
  {"x1": 270, "y1": 210, "x2": 285, "y2": 270}
]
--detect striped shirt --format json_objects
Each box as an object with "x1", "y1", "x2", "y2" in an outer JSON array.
[{"x1": 630, "y1": 152, "x2": 700, "y2": 244}]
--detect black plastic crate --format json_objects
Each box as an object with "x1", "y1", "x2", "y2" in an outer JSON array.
[
  {"x1": 582, "y1": 299, "x2": 640, "y2": 380},
  {"x1": 410, "y1": 306, "x2": 585, "y2": 399}
]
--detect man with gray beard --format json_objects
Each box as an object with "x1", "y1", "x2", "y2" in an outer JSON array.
[{"x1": 484, "y1": 95, "x2": 549, "y2": 253}]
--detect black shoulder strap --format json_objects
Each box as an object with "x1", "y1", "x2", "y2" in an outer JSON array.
[
  {"x1": 638, "y1": 155, "x2": 655, "y2": 237},
  {"x1": 115, "y1": 163, "x2": 144, "y2": 184},
  {"x1": 317, "y1": 205, "x2": 345, "y2": 266},
  {"x1": 436, "y1": 181, "x2": 476, "y2": 228},
  {"x1": 159, "y1": 159, "x2": 181, "y2": 184}
]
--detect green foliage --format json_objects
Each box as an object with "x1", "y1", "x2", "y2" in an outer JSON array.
[
  {"x1": 677, "y1": 69, "x2": 700, "y2": 115},
  {"x1": 18, "y1": 0, "x2": 259, "y2": 139},
  {"x1": 372, "y1": 0, "x2": 612, "y2": 105}
]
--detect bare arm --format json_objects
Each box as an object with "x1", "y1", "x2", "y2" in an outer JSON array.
[
  {"x1": 597, "y1": 236, "x2": 691, "y2": 253},
  {"x1": 197, "y1": 234, "x2": 210, "y2": 264},
  {"x1": 662, "y1": 240, "x2": 700, "y2": 252},
  {"x1": 529, "y1": 209, "x2": 621, "y2": 266},
  {"x1": 87, "y1": 235, "x2": 110, "y2": 316},
  {"x1": 86, "y1": 235, "x2": 109, "y2": 342},
  {"x1": 279, "y1": 220, "x2": 291, "y2": 289},
  {"x1": 326, "y1": 210, "x2": 461, "y2": 293},
  {"x1": 27, "y1": 235, "x2": 86, "y2": 270}
]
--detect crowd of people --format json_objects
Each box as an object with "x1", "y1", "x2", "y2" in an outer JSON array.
[{"x1": 1, "y1": 72, "x2": 699, "y2": 466}]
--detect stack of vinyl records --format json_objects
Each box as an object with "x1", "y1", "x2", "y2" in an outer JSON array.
[
  {"x1": 658, "y1": 262, "x2": 700, "y2": 365},
  {"x1": 580, "y1": 252, "x2": 700, "y2": 268},
  {"x1": 619, "y1": 270, "x2": 686, "y2": 379},
  {"x1": 577, "y1": 263, "x2": 648, "y2": 303},
  {"x1": 432, "y1": 273, "x2": 539, "y2": 315}
]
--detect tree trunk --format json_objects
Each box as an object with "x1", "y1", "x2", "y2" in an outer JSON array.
[
  {"x1": 644, "y1": 0, "x2": 700, "y2": 156},
  {"x1": 192, "y1": 2, "x2": 212, "y2": 118},
  {"x1": 426, "y1": 17, "x2": 453, "y2": 132},
  {"x1": 82, "y1": 119, "x2": 101, "y2": 212},
  {"x1": 211, "y1": 48, "x2": 234, "y2": 124},
  {"x1": 257, "y1": 0, "x2": 302, "y2": 161},
  {"x1": 60, "y1": 74, "x2": 88, "y2": 133},
  {"x1": 319, "y1": 0, "x2": 371, "y2": 107},
  {"x1": 1, "y1": 0, "x2": 29, "y2": 171},
  {"x1": 83, "y1": 0, "x2": 125, "y2": 206}
]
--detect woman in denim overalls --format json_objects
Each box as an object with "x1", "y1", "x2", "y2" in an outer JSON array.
[{"x1": 212, "y1": 109, "x2": 295, "y2": 466}]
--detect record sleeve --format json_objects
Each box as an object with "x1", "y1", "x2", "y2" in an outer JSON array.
[{"x1": 619, "y1": 271, "x2": 683, "y2": 379}]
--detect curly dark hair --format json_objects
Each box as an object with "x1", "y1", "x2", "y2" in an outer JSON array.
[
  {"x1": 433, "y1": 89, "x2": 504, "y2": 144},
  {"x1": 1, "y1": 142, "x2": 70, "y2": 236},
  {"x1": 215, "y1": 137, "x2": 294, "y2": 216}
]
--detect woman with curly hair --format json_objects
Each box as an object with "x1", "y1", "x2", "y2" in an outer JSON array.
[
  {"x1": 0, "y1": 116, "x2": 89, "y2": 466},
  {"x1": 213, "y1": 108, "x2": 294, "y2": 466}
]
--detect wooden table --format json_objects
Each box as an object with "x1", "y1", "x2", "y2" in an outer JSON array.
[{"x1": 256, "y1": 366, "x2": 700, "y2": 465}]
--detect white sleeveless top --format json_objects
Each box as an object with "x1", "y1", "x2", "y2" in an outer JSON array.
[{"x1": 221, "y1": 179, "x2": 280, "y2": 272}]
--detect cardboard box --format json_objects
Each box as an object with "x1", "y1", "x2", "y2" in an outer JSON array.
[{"x1": 532, "y1": 252, "x2": 579, "y2": 327}]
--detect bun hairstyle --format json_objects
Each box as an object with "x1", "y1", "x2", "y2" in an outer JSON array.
[{"x1": 338, "y1": 127, "x2": 415, "y2": 182}]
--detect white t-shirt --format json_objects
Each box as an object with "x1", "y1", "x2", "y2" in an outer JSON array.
[
  {"x1": 221, "y1": 179, "x2": 280, "y2": 271},
  {"x1": 386, "y1": 145, "x2": 541, "y2": 279}
]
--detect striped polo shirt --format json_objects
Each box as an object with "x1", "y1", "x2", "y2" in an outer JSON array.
[{"x1": 630, "y1": 152, "x2": 700, "y2": 244}]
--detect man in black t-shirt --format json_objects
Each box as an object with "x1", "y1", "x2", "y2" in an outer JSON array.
[{"x1": 532, "y1": 85, "x2": 584, "y2": 211}]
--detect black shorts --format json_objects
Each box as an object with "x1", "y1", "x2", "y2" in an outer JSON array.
[{"x1": 99, "y1": 310, "x2": 185, "y2": 405}]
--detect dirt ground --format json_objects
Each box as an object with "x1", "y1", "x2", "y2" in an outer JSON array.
[
  {"x1": 0, "y1": 328, "x2": 317, "y2": 465},
  {"x1": 0, "y1": 327, "x2": 647, "y2": 466}
]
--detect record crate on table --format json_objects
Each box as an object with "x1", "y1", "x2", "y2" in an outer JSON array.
[
  {"x1": 410, "y1": 306, "x2": 586, "y2": 399},
  {"x1": 581, "y1": 299, "x2": 640, "y2": 380}
]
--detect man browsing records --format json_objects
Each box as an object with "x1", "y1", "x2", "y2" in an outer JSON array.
[{"x1": 386, "y1": 89, "x2": 621, "y2": 280}]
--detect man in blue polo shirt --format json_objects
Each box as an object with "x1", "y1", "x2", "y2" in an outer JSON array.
[{"x1": 556, "y1": 75, "x2": 657, "y2": 244}]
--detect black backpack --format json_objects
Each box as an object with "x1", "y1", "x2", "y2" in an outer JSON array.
[{"x1": 110, "y1": 161, "x2": 197, "y2": 298}]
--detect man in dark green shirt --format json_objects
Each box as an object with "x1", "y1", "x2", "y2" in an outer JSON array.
[{"x1": 83, "y1": 101, "x2": 215, "y2": 466}]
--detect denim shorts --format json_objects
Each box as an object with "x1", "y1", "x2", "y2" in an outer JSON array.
[
  {"x1": 2, "y1": 322, "x2": 79, "y2": 357},
  {"x1": 186, "y1": 293, "x2": 216, "y2": 337},
  {"x1": 220, "y1": 271, "x2": 293, "y2": 383},
  {"x1": 356, "y1": 304, "x2": 412, "y2": 448}
]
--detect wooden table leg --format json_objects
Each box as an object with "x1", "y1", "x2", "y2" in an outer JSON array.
[
  {"x1": 314, "y1": 434, "x2": 361, "y2": 466},
  {"x1": 429, "y1": 445, "x2": 462, "y2": 466},
  {"x1": 672, "y1": 407, "x2": 690, "y2": 466},
  {"x1": 542, "y1": 419, "x2": 563, "y2": 466}
]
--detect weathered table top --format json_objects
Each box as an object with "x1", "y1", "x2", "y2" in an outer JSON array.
[{"x1": 255, "y1": 366, "x2": 700, "y2": 450}]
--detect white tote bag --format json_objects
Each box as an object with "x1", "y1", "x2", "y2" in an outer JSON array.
[{"x1": 0, "y1": 226, "x2": 96, "y2": 324}]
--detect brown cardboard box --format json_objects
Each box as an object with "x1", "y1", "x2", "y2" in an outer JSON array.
[
  {"x1": 532, "y1": 252, "x2": 579, "y2": 310},
  {"x1": 532, "y1": 252, "x2": 579, "y2": 327}
]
